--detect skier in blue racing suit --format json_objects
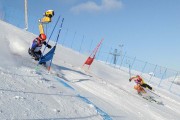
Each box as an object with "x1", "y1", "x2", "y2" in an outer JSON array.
[{"x1": 28, "y1": 33, "x2": 51, "y2": 62}]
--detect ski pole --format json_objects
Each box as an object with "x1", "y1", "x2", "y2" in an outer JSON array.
[
  {"x1": 42, "y1": 15, "x2": 61, "y2": 56},
  {"x1": 48, "y1": 18, "x2": 64, "y2": 72}
]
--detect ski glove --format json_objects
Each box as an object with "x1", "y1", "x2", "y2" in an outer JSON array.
[
  {"x1": 47, "y1": 44, "x2": 52, "y2": 49},
  {"x1": 43, "y1": 42, "x2": 51, "y2": 49},
  {"x1": 34, "y1": 56, "x2": 39, "y2": 61},
  {"x1": 129, "y1": 79, "x2": 131, "y2": 82}
]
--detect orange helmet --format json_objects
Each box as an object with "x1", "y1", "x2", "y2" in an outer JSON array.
[{"x1": 39, "y1": 33, "x2": 46, "y2": 41}]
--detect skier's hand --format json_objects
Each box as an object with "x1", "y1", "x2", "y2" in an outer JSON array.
[
  {"x1": 47, "y1": 44, "x2": 52, "y2": 49},
  {"x1": 35, "y1": 56, "x2": 39, "y2": 61},
  {"x1": 129, "y1": 79, "x2": 131, "y2": 82}
]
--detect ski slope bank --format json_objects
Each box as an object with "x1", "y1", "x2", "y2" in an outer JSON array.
[
  {"x1": 54, "y1": 61, "x2": 180, "y2": 120},
  {"x1": 0, "y1": 20, "x2": 103, "y2": 119},
  {"x1": 0, "y1": 20, "x2": 180, "y2": 120}
]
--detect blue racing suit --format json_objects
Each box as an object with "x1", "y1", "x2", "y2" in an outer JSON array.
[{"x1": 28, "y1": 37, "x2": 51, "y2": 61}]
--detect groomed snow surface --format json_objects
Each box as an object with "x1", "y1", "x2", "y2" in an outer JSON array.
[{"x1": 0, "y1": 20, "x2": 180, "y2": 120}]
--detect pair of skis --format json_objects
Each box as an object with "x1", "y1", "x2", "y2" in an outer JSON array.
[
  {"x1": 128, "y1": 66, "x2": 163, "y2": 105},
  {"x1": 139, "y1": 88, "x2": 164, "y2": 105}
]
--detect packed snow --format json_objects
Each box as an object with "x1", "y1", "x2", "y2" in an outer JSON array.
[{"x1": 0, "y1": 20, "x2": 180, "y2": 120}]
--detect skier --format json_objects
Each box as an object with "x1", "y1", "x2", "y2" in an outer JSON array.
[
  {"x1": 28, "y1": 33, "x2": 51, "y2": 62},
  {"x1": 129, "y1": 75, "x2": 153, "y2": 94}
]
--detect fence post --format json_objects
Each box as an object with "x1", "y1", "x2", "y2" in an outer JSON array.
[
  {"x1": 129, "y1": 64, "x2": 132, "y2": 78},
  {"x1": 169, "y1": 72, "x2": 179, "y2": 91},
  {"x1": 89, "y1": 39, "x2": 94, "y2": 53},
  {"x1": 62, "y1": 29, "x2": 68, "y2": 46},
  {"x1": 79, "y1": 35, "x2": 84, "y2": 53},
  {"x1": 149, "y1": 64, "x2": 157, "y2": 82},
  {"x1": 158, "y1": 68, "x2": 167, "y2": 87},
  {"x1": 141, "y1": 61, "x2": 147, "y2": 75},
  {"x1": 71, "y1": 31, "x2": 76, "y2": 49},
  {"x1": 105, "y1": 47, "x2": 112, "y2": 64},
  {"x1": 105, "y1": 53, "x2": 109, "y2": 64},
  {"x1": 130, "y1": 57, "x2": 136, "y2": 70},
  {"x1": 119, "y1": 52, "x2": 127, "y2": 69}
]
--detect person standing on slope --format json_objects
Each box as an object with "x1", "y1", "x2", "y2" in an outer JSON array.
[
  {"x1": 28, "y1": 33, "x2": 51, "y2": 61},
  {"x1": 129, "y1": 75, "x2": 153, "y2": 94}
]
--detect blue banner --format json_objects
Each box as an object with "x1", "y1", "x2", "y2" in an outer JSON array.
[{"x1": 39, "y1": 46, "x2": 56, "y2": 64}]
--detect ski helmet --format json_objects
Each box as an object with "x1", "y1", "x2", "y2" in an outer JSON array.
[{"x1": 39, "y1": 33, "x2": 46, "y2": 41}]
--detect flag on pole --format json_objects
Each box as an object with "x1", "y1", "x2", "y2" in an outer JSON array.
[
  {"x1": 83, "y1": 38, "x2": 104, "y2": 69},
  {"x1": 39, "y1": 46, "x2": 56, "y2": 64}
]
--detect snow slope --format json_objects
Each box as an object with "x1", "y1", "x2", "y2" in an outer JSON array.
[{"x1": 0, "y1": 20, "x2": 180, "y2": 120}]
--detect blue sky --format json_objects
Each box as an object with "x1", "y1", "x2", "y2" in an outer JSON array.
[{"x1": 0, "y1": 0, "x2": 180, "y2": 71}]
